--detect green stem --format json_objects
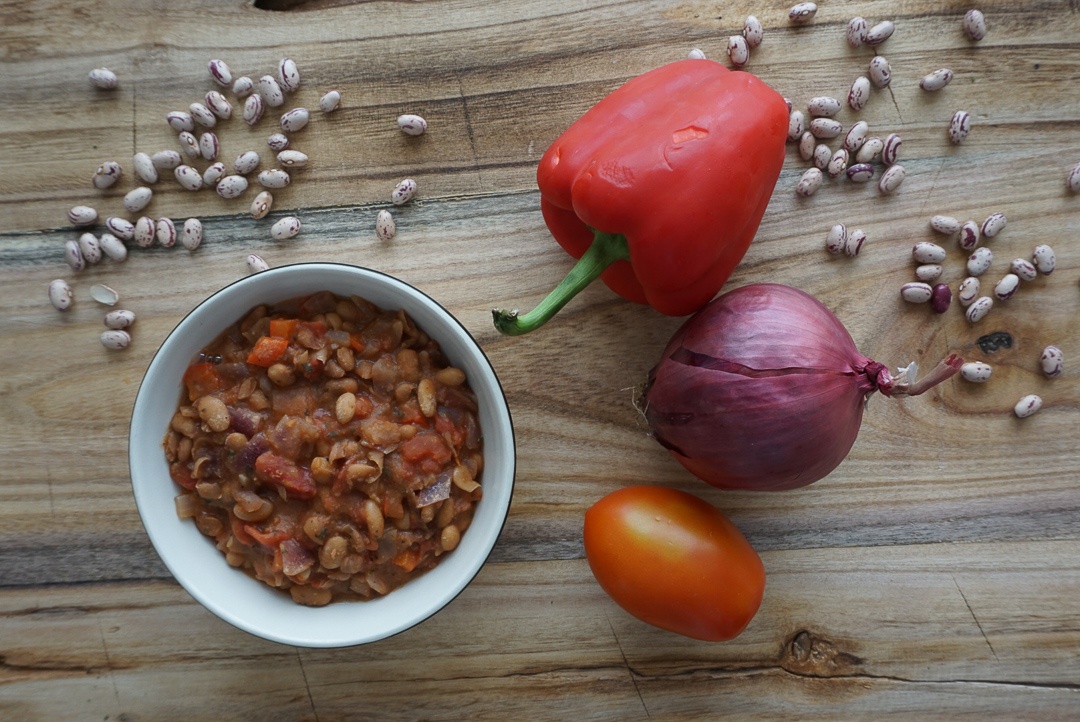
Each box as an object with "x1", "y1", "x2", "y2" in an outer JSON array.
[{"x1": 492, "y1": 229, "x2": 630, "y2": 336}]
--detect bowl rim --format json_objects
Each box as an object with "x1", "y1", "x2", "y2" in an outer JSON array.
[{"x1": 129, "y1": 261, "x2": 515, "y2": 647}]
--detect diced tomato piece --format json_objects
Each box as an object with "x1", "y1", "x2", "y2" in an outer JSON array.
[
  {"x1": 434, "y1": 414, "x2": 466, "y2": 449},
  {"x1": 400, "y1": 432, "x2": 453, "y2": 465},
  {"x1": 397, "y1": 399, "x2": 428, "y2": 427},
  {"x1": 244, "y1": 515, "x2": 296, "y2": 548},
  {"x1": 269, "y1": 318, "x2": 298, "y2": 339},
  {"x1": 349, "y1": 335, "x2": 366, "y2": 353},
  {"x1": 393, "y1": 546, "x2": 423, "y2": 572},
  {"x1": 254, "y1": 452, "x2": 317, "y2": 499},
  {"x1": 182, "y1": 362, "x2": 226, "y2": 401},
  {"x1": 246, "y1": 336, "x2": 289, "y2": 367}
]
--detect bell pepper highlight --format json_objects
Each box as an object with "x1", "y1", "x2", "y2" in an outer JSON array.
[{"x1": 493, "y1": 59, "x2": 789, "y2": 335}]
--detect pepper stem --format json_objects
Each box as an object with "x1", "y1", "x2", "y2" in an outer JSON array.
[{"x1": 492, "y1": 229, "x2": 630, "y2": 336}]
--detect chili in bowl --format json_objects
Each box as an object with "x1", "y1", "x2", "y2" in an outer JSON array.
[{"x1": 129, "y1": 263, "x2": 515, "y2": 647}]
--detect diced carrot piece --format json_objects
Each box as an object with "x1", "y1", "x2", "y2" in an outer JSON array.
[
  {"x1": 393, "y1": 546, "x2": 423, "y2": 572},
  {"x1": 182, "y1": 362, "x2": 226, "y2": 401},
  {"x1": 246, "y1": 336, "x2": 289, "y2": 367},
  {"x1": 269, "y1": 318, "x2": 298, "y2": 339}
]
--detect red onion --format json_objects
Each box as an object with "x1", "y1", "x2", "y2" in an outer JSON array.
[{"x1": 639, "y1": 283, "x2": 962, "y2": 491}]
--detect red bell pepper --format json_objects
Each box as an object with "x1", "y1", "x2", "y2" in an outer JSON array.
[{"x1": 493, "y1": 59, "x2": 789, "y2": 335}]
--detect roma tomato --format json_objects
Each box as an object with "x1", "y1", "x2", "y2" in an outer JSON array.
[{"x1": 583, "y1": 485, "x2": 765, "y2": 641}]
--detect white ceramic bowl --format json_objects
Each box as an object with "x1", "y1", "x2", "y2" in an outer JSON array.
[{"x1": 130, "y1": 263, "x2": 515, "y2": 647}]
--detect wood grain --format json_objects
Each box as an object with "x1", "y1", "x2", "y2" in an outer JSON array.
[{"x1": 1, "y1": 0, "x2": 1079, "y2": 719}]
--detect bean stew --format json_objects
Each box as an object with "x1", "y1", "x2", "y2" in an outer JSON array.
[{"x1": 163, "y1": 291, "x2": 484, "y2": 606}]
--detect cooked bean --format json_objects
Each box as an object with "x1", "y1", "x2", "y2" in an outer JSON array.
[
  {"x1": 435, "y1": 367, "x2": 466, "y2": 386},
  {"x1": 335, "y1": 392, "x2": 357, "y2": 423},
  {"x1": 196, "y1": 395, "x2": 230, "y2": 432},
  {"x1": 319, "y1": 536, "x2": 349, "y2": 569},
  {"x1": 267, "y1": 363, "x2": 295, "y2": 386},
  {"x1": 363, "y1": 499, "x2": 384, "y2": 538},
  {"x1": 440, "y1": 525, "x2": 461, "y2": 552},
  {"x1": 418, "y1": 378, "x2": 437, "y2": 417}
]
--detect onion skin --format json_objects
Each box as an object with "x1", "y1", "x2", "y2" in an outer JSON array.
[{"x1": 641, "y1": 283, "x2": 961, "y2": 491}]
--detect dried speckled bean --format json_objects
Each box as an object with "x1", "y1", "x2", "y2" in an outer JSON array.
[
  {"x1": 846, "y1": 163, "x2": 874, "y2": 182},
  {"x1": 100, "y1": 330, "x2": 131, "y2": 350},
  {"x1": 1013, "y1": 394, "x2": 1042, "y2": 419},
  {"x1": 250, "y1": 191, "x2": 273, "y2": 219},
  {"x1": 234, "y1": 151, "x2": 261, "y2": 175},
  {"x1": 788, "y1": 110, "x2": 805, "y2": 141},
  {"x1": 879, "y1": 164, "x2": 905, "y2": 193},
  {"x1": 993, "y1": 273, "x2": 1020, "y2": 301},
  {"x1": 949, "y1": 111, "x2": 971, "y2": 144},
  {"x1": 199, "y1": 132, "x2": 220, "y2": 161},
  {"x1": 319, "y1": 90, "x2": 341, "y2": 113},
  {"x1": 848, "y1": 76, "x2": 871, "y2": 111},
  {"x1": 960, "y1": 362, "x2": 992, "y2": 383},
  {"x1": 727, "y1": 35, "x2": 749, "y2": 67},
  {"x1": 813, "y1": 143, "x2": 831, "y2": 170},
  {"x1": 258, "y1": 169, "x2": 290, "y2": 189},
  {"x1": 123, "y1": 187, "x2": 152, "y2": 213},
  {"x1": 981, "y1": 213, "x2": 1007, "y2": 239},
  {"x1": 796, "y1": 167, "x2": 823, "y2": 197},
  {"x1": 233, "y1": 76, "x2": 254, "y2": 98},
  {"x1": 178, "y1": 131, "x2": 200, "y2": 158},
  {"x1": 152, "y1": 150, "x2": 182, "y2": 170},
  {"x1": 915, "y1": 264, "x2": 943, "y2": 282},
  {"x1": 132, "y1": 152, "x2": 158, "y2": 184},
  {"x1": 68, "y1": 205, "x2": 98, "y2": 227},
  {"x1": 258, "y1": 75, "x2": 284, "y2": 107},
  {"x1": 79, "y1": 233, "x2": 102, "y2": 264},
  {"x1": 930, "y1": 215, "x2": 961, "y2": 235},
  {"x1": 167, "y1": 111, "x2": 195, "y2": 133},
  {"x1": 865, "y1": 20, "x2": 895, "y2": 46},
  {"x1": 844, "y1": 229, "x2": 867, "y2": 257},
  {"x1": 963, "y1": 9, "x2": 987, "y2": 41},
  {"x1": 204, "y1": 90, "x2": 233, "y2": 120},
  {"x1": 280, "y1": 107, "x2": 310, "y2": 133},
  {"x1": 189, "y1": 102, "x2": 217, "y2": 129},
  {"x1": 958, "y1": 220, "x2": 980, "y2": 251},
  {"x1": 1041, "y1": 346, "x2": 1063, "y2": 378},
  {"x1": 134, "y1": 216, "x2": 156, "y2": 248},
  {"x1": 105, "y1": 217, "x2": 135, "y2": 241},
  {"x1": 100, "y1": 233, "x2": 127, "y2": 261},
  {"x1": 64, "y1": 240, "x2": 85, "y2": 271},
  {"x1": 267, "y1": 133, "x2": 290, "y2": 151},
  {"x1": 901, "y1": 282, "x2": 933, "y2": 303},
  {"x1": 88, "y1": 67, "x2": 118, "y2": 89},
  {"x1": 92, "y1": 160, "x2": 123, "y2": 189},
  {"x1": 278, "y1": 57, "x2": 300, "y2": 93},
  {"x1": 392, "y1": 178, "x2": 417, "y2": 205},
  {"x1": 1032, "y1": 244, "x2": 1056, "y2": 275},
  {"x1": 826, "y1": 224, "x2": 847, "y2": 255},
  {"x1": 216, "y1": 175, "x2": 249, "y2": 200},
  {"x1": 808, "y1": 96, "x2": 842, "y2": 118},
  {"x1": 49, "y1": 279, "x2": 74, "y2": 311},
  {"x1": 202, "y1": 162, "x2": 226, "y2": 187},
  {"x1": 247, "y1": 254, "x2": 269, "y2": 273},
  {"x1": 827, "y1": 148, "x2": 849, "y2": 179},
  {"x1": 208, "y1": 59, "x2": 232, "y2": 87},
  {"x1": 243, "y1": 94, "x2": 265, "y2": 126},
  {"x1": 376, "y1": 209, "x2": 396, "y2": 241},
  {"x1": 175, "y1": 165, "x2": 203, "y2": 191},
  {"x1": 798, "y1": 131, "x2": 816, "y2": 162},
  {"x1": 957, "y1": 277, "x2": 980, "y2": 306},
  {"x1": 788, "y1": 3, "x2": 817, "y2": 23},
  {"x1": 397, "y1": 114, "x2": 427, "y2": 136},
  {"x1": 270, "y1": 216, "x2": 301, "y2": 240},
  {"x1": 847, "y1": 17, "x2": 868, "y2": 47},
  {"x1": 104, "y1": 309, "x2": 136, "y2": 330},
  {"x1": 811, "y1": 118, "x2": 843, "y2": 140},
  {"x1": 688, "y1": 48, "x2": 707, "y2": 60},
  {"x1": 913, "y1": 242, "x2": 947, "y2": 264},
  {"x1": 742, "y1": 16, "x2": 764, "y2": 48},
  {"x1": 1011, "y1": 258, "x2": 1037, "y2": 281},
  {"x1": 920, "y1": 68, "x2": 954, "y2": 92},
  {"x1": 967, "y1": 247, "x2": 993, "y2": 276},
  {"x1": 182, "y1": 218, "x2": 202, "y2": 251},
  {"x1": 843, "y1": 120, "x2": 869, "y2": 153},
  {"x1": 1068, "y1": 162, "x2": 1080, "y2": 193},
  {"x1": 881, "y1": 133, "x2": 901, "y2": 165},
  {"x1": 965, "y1": 296, "x2": 993, "y2": 323},
  {"x1": 277, "y1": 150, "x2": 308, "y2": 168},
  {"x1": 868, "y1": 56, "x2": 892, "y2": 88},
  {"x1": 155, "y1": 217, "x2": 176, "y2": 248}
]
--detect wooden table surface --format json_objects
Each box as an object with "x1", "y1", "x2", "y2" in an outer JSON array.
[{"x1": 2, "y1": 0, "x2": 1079, "y2": 719}]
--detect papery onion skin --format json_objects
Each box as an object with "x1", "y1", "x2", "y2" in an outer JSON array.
[{"x1": 641, "y1": 283, "x2": 958, "y2": 491}]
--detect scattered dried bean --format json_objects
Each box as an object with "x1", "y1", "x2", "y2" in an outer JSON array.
[
  {"x1": 280, "y1": 107, "x2": 310, "y2": 132},
  {"x1": 868, "y1": 56, "x2": 892, "y2": 88},
  {"x1": 68, "y1": 205, "x2": 98, "y2": 227},
  {"x1": 271, "y1": 216, "x2": 301, "y2": 240},
  {"x1": 993, "y1": 273, "x2": 1019, "y2": 300},
  {"x1": 796, "y1": 167, "x2": 823, "y2": 197},
  {"x1": 878, "y1": 164, "x2": 905, "y2": 193},
  {"x1": 913, "y1": 242, "x2": 947, "y2": 264},
  {"x1": 1013, "y1": 394, "x2": 1042, "y2": 419},
  {"x1": 392, "y1": 178, "x2": 417, "y2": 205},
  {"x1": 957, "y1": 277, "x2": 980, "y2": 306},
  {"x1": 949, "y1": 111, "x2": 971, "y2": 144},
  {"x1": 100, "y1": 233, "x2": 127, "y2": 261},
  {"x1": 727, "y1": 35, "x2": 749, "y2": 67},
  {"x1": 182, "y1": 218, "x2": 202, "y2": 251},
  {"x1": 965, "y1": 296, "x2": 993, "y2": 323},
  {"x1": 963, "y1": 9, "x2": 987, "y2": 41},
  {"x1": 788, "y1": 3, "x2": 817, "y2": 23},
  {"x1": 960, "y1": 362, "x2": 992, "y2": 382},
  {"x1": 847, "y1": 17, "x2": 868, "y2": 47},
  {"x1": 208, "y1": 59, "x2": 232, "y2": 87},
  {"x1": 1032, "y1": 244, "x2": 1055, "y2": 274},
  {"x1": 216, "y1": 175, "x2": 249, "y2": 199},
  {"x1": 865, "y1": 20, "x2": 895, "y2": 45},
  {"x1": 376, "y1": 209, "x2": 396, "y2": 241},
  {"x1": 1041, "y1": 346, "x2": 1063, "y2": 378},
  {"x1": 1010, "y1": 258, "x2": 1037, "y2": 281},
  {"x1": 743, "y1": 16, "x2": 764, "y2": 48},
  {"x1": 49, "y1": 279, "x2": 73, "y2": 311},
  {"x1": 123, "y1": 188, "x2": 152, "y2": 213},
  {"x1": 319, "y1": 90, "x2": 341, "y2": 113},
  {"x1": 901, "y1": 282, "x2": 933, "y2": 303},
  {"x1": 134, "y1": 216, "x2": 156, "y2": 247},
  {"x1": 104, "y1": 309, "x2": 136, "y2": 330},
  {"x1": 156, "y1": 217, "x2": 177, "y2": 248},
  {"x1": 258, "y1": 169, "x2": 290, "y2": 189},
  {"x1": 175, "y1": 165, "x2": 203, "y2": 191},
  {"x1": 826, "y1": 224, "x2": 847, "y2": 254},
  {"x1": 92, "y1": 161, "x2": 123, "y2": 189},
  {"x1": 88, "y1": 67, "x2": 118, "y2": 89},
  {"x1": 958, "y1": 220, "x2": 980, "y2": 251},
  {"x1": 278, "y1": 57, "x2": 300, "y2": 92},
  {"x1": 250, "y1": 191, "x2": 273, "y2": 220},
  {"x1": 100, "y1": 330, "x2": 131, "y2": 350},
  {"x1": 967, "y1": 247, "x2": 993, "y2": 276},
  {"x1": 930, "y1": 215, "x2": 961, "y2": 234},
  {"x1": 247, "y1": 254, "x2": 269, "y2": 273},
  {"x1": 920, "y1": 68, "x2": 954, "y2": 91},
  {"x1": 848, "y1": 76, "x2": 871, "y2": 111},
  {"x1": 844, "y1": 229, "x2": 867, "y2": 257}
]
